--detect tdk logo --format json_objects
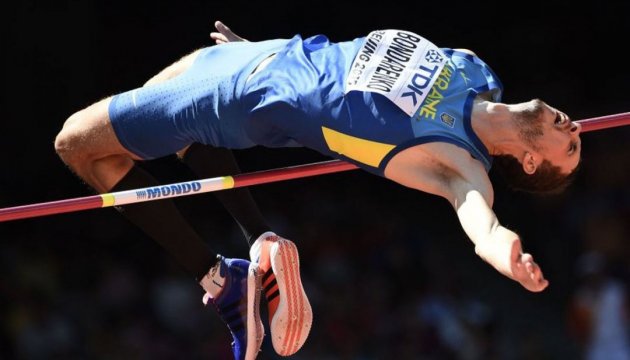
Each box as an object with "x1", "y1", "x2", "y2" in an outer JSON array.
[
  {"x1": 137, "y1": 182, "x2": 202, "y2": 200},
  {"x1": 425, "y1": 50, "x2": 443, "y2": 64}
]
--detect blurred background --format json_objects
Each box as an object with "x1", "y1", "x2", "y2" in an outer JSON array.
[{"x1": 2, "y1": 0, "x2": 630, "y2": 359}]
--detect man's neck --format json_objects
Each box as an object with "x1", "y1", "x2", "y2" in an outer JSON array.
[{"x1": 471, "y1": 99, "x2": 523, "y2": 157}]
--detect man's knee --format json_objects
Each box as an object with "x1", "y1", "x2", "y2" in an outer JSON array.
[
  {"x1": 55, "y1": 111, "x2": 87, "y2": 165},
  {"x1": 55, "y1": 98, "x2": 115, "y2": 166}
]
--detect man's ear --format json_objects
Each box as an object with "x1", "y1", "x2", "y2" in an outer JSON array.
[{"x1": 522, "y1": 152, "x2": 537, "y2": 175}]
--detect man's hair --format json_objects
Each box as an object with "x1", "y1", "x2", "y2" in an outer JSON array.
[{"x1": 493, "y1": 155, "x2": 579, "y2": 195}]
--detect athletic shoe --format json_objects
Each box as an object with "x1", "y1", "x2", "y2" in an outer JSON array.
[
  {"x1": 250, "y1": 232, "x2": 312, "y2": 356},
  {"x1": 203, "y1": 256, "x2": 264, "y2": 360}
]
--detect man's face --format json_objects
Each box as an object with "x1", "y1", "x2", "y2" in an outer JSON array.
[{"x1": 513, "y1": 99, "x2": 582, "y2": 174}]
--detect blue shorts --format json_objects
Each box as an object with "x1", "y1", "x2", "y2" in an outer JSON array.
[{"x1": 109, "y1": 39, "x2": 290, "y2": 159}]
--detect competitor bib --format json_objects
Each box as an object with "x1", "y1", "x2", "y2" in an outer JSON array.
[{"x1": 345, "y1": 30, "x2": 447, "y2": 117}]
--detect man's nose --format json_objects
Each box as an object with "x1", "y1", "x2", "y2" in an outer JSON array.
[{"x1": 570, "y1": 121, "x2": 581, "y2": 134}]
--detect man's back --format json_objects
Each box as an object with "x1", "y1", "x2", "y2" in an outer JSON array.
[{"x1": 240, "y1": 31, "x2": 502, "y2": 178}]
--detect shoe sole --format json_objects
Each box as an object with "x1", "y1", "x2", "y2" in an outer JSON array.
[
  {"x1": 245, "y1": 263, "x2": 264, "y2": 360},
  {"x1": 269, "y1": 239, "x2": 313, "y2": 356}
]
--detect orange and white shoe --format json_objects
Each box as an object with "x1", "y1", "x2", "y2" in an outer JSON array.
[{"x1": 249, "y1": 232, "x2": 312, "y2": 356}]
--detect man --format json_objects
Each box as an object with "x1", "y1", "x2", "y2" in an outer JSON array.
[{"x1": 54, "y1": 21, "x2": 581, "y2": 359}]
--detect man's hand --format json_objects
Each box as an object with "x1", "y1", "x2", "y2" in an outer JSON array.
[
  {"x1": 210, "y1": 21, "x2": 247, "y2": 44},
  {"x1": 509, "y1": 239, "x2": 549, "y2": 292},
  {"x1": 476, "y1": 233, "x2": 549, "y2": 292}
]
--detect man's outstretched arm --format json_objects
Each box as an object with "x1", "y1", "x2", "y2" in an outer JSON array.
[
  {"x1": 385, "y1": 145, "x2": 548, "y2": 292},
  {"x1": 448, "y1": 173, "x2": 549, "y2": 292}
]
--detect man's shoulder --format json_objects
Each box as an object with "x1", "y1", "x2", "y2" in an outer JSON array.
[
  {"x1": 385, "y1": 141, "x2": 492, "y2": 199},
  {"x1": 390, "y1": 142, "x2": 490, "y2": 178}
]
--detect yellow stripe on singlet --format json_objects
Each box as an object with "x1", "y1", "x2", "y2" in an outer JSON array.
[{"x1": 322, "y1": 127, "x2": 395, "y2": 168}]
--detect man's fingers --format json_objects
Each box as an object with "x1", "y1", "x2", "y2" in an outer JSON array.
[
  {"x1": 541, "y1": 279, "x2": 549, "y2": 289},
  {"x1": 212, "y1": 20, "x2": 246, "y2": 42},
  {"x1": 210, "y1": 21, "x2": 231, "y2": 45},
  {"x1": 214, "y1": 20, "x2": 230, "y2": 33},
  {"x1": 532, "y1": 267, "x2": 547, "y2": 288},
  {"x1": 527, "y1": 276, "x2": 549, "y2": 292},
  {"x1": 517, "y1": 252, "x2": 548, "y2": 291},
  {"x1": 533, "y1": 278, "x2": 549, "y2": 292},
  {"x1": 508, "y1": 241, "x2": 550, "y2": 292},
  {"x1": 210, "y1": 32, "x2": 228, "y2": 44},
  {"x1": 524, "y1": 260, "x2": 544, "y2": 282}
]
